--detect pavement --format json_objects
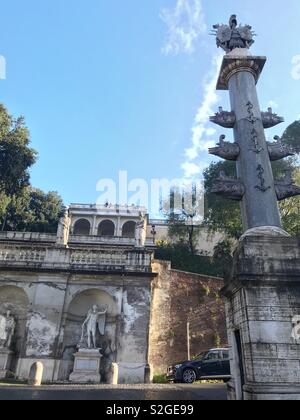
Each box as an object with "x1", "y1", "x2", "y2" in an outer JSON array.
[{"x1": 0, "y1": 383, "x2": 227, "y2": 400}]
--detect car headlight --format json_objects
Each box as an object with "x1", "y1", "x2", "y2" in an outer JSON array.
[{"x1": 175, "y1": 364, "x2": 182, "y2": 369}]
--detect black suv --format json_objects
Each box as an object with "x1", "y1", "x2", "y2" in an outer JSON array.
[{"x1": 167, "y1": 348, "x2": 231, "y2": 384}]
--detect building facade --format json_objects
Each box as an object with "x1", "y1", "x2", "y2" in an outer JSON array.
[
  {"x1": 0, "y1": 204, "x2": 226, "y2": 383},
  {"x1": 0, "y1": 205, "x2": 156, "y2": 383}
]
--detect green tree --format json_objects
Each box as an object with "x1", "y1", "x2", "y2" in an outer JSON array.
[
  {"x1": 0, "y1": 104, "x2": 37, "y2": 196},
  {"x1": 163, "y1": 186, "x2": 204, "y2": 255},
  {"x1": 212, "y1": 239, "x2": 234, "y2": 278},
  {"x1": 3, "y1": 188, "x2": 64, "y2": 233},
  {"x1": 203, "y1": 160, "x2": 242, "y2": 239},
  {"x1": 155, "y1": 241, "x2": 222, "y2": 277},
  {"x1": 27, "y1": 189, "x2": 64, "y2": 233},
  {"x1": 279, "y1": 168, "x2": 300, "y2": 237},
  {"x1": 281, "y1": 120, "x2": 300, "y2": 151},
  {"x1": 0, "y1": 104, "x2": 64, "y2": 232}
]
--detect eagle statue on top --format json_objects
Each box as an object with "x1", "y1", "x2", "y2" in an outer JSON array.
[{"x1": 212, "y1": 15, "x2": 256, "y2": 53}]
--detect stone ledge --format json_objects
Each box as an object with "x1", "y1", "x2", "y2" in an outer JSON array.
[
  {"x1": 243, "y1": 383, "x2": 300, "y2": 400},
  {"x1": 222, "y1": 236, "x2": 300, "y2": 296}
]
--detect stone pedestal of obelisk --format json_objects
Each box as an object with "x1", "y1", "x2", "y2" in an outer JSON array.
[
  {"x1": 209, "y1": 16, "x2": 300, "y2": 400},
  {"x1": 223, "y1": 236, "x2": 300, "y2": 400}
]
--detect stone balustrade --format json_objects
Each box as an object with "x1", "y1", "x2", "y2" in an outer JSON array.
[
  {"x1": 0, "y1": 231, "x2": 57, "y2": 243},
  {"x1": 69, "y1": 203, "x2": 147, "y2": 216},
  {"x1": 0, "y1": 244, "x2": 153, "y2": 273},
  {"x1": 69, "y1": 234, "x2": 136, "y2": 246},
  {"x1": 0, "y1": 231, "x2": 154, "y2": 247}
]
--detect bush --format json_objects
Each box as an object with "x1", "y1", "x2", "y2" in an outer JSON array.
[
  {"x1": 152, "y1": 374, "x2": 168, "y2": 384},
  {"x1": 155, "y1": 242, "x2": 222, "y2": 277}
]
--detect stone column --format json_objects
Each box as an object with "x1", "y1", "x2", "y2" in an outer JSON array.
[
  {"x1": 91, "y1": 216, "x2": 97, "y2": 236},
  {"x1": 116, "y1": 216, "x2": 121, "y2": 237},
  {"x1": 218, "y1": 51, "x2": 282, "y2": 232}
]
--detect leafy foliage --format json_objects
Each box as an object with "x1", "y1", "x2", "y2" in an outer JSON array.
[
  {"x1": 152, "y1": 374, "x2": 168, "y2": 384},
  {"x1": 155, "y1": 242, "x2": 222, "y2": 277},
  {"x1": 3, "y1": 188, "x2": 64, "y2": 233},
  {"x1": 155, "y1": 239, "x2": 234, "y2": 278},
  {"x1": 0, "y1": 104, "x2": 37, "y2": 195},
  {"x1": 0, "y1": 104, "x2": 64, "y2": 232},
  {"x1": 212, "y1": 239, "x2": 234, "y2": 278},
  {"x1": 203, "y1": 161, "x2": 242, "y2": 239},
  {"x1": 281, "y1": 120, "x2": 300, "y2": 151},
  {"x1": 279, "y1": 168, "x2": 300, "y2": 237},
  {"x1": 163, "y1": 186, "x2": 204, "y2": 255}
]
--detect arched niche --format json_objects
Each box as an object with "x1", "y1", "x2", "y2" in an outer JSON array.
[
  {"x1": 98, "y1": 220, "x2": 115, "y2": 237},
  {"x1": 122, "y1": 221, "x2": 136, "y2": 238},
  {"x1": 0, "y1": 285, "x2": 30, "y2": 371},
  {"x1": 73, "y1": 219, "x2": 91, "y2": 236},
  {"x1": 59, "y1": 289, "x2": 118, "y2": 382}
]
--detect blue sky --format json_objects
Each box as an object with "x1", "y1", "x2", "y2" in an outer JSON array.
[{"x1": 0, "y1": 0, "x2": 299, "y2": 210}]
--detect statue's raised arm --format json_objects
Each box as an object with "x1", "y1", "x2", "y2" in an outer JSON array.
[{"x1": 97, "y1": 305, "x2": 108, "y2": 316}]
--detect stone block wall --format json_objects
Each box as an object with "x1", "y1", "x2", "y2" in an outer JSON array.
[
  {"x1": 149, "y1": 261, "x2": 227, "y2": 375},
  {"x1": 223, "y1": 237, "x2": 300, "y2": 400}
]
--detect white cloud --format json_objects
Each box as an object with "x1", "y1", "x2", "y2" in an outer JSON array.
[
  {"x1": 267, "y1": 100, "x2": 279, "y2": 110},
  {"x1": 160, "y1": 0, "x2": 207, "y2": 55},
  {"x1": 291, "y1": 55, "x2": 300, "y2": 80},
  {"x1": 181, "y1": 161, "x2": 206, "y2": 178},
  {"x1": 0, "y1": 55, "x2": 6, "y2": 80},
  {"x1": 181, "y1": 54, "x2": 222, "y2": 178}
]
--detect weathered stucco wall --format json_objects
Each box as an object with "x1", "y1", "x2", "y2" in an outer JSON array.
[
  {"x1": 0, "y1": 271, "x2": 153, "y2": 384},
  {"x1": 149, "y1": 261, "x2": 227, "y2": 375}
]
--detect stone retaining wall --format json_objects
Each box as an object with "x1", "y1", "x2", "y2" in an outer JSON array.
[{"x1": 149, "y1": 261, "x2": 227, "y2": 375}]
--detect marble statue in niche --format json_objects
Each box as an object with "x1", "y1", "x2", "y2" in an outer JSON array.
[
  {"x1": 80, "y1": 305, "x2": 108, "y2": 349},
  {"x1": 0, "y1": 310, "x2": 16, "y2": 349}
]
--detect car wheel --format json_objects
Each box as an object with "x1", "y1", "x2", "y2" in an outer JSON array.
[{"x1": 182, "y1": 369, "x2": 196, "y2": 384}]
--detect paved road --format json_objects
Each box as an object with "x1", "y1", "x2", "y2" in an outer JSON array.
[{"x1": 0, "y1": 383, "x2": 227, "y2": 401}]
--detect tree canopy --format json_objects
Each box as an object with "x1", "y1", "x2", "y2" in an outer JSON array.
[
  {"x1": 163, "y1": 186, "x2": 204, "y2": 255},
  {"x1": 0, "y1": 104, "x2": 64, "y2": 232}
]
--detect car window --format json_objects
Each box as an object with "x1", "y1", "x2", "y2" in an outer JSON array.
[
  {"x1": 194, "y1": 352, "x2": 207, "y2": 361},
  {"x1": 222, "y1": 351, "x2": 229, "y2": 359},
  {"x1": 205, "y1": 351, "x2": 219, "y2": 360}
]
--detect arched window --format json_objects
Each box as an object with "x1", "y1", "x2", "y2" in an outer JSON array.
[
  {"x1": 122, "y1": 221, "x2": 136, "y2": 238},
  {"x1": 73, "y1": 219, "x2": 91, "y2": 236},
  {"x1": 98, "y1": 220, "x2": 115, "y2": 237}
]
